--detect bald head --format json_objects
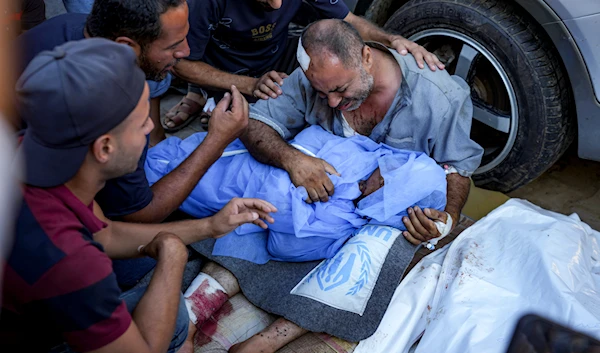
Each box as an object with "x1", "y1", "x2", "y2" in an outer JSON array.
[{"x1": 301, "y1": 19, "x2": 365, "y2": 70}]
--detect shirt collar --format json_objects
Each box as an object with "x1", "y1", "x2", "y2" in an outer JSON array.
[{"x1": 45, "y1": 185, "x2": 107, "y2": 233}]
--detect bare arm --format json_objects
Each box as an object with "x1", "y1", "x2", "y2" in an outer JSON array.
[
  {"x1": 241, "y1": 118, "x2": 301, "y2": 170},
  {"x1": 444, "y1": 174, "x2": 471, "y2": 223},
  {"x1": 174, "y1": 60, "x2": 288, "y2": 100},
  {"x1": 94, "y1": 197, "x2": 276, "y2": 259},
  {"x1": 241, "y1": 120, "x2": 340, "y2": 203},
  {"x1": 344, "y1": 12, "x2": 445, "y2": 71},
  {"x1": 121, "y1": 87, "x2": 249, "y2": 223},
  {"x1": 174, "y1": 59, "x2": 257, "y2": 96},
  {"x1": 89, "y1": 234, "x2": 188, "y2": 353}
]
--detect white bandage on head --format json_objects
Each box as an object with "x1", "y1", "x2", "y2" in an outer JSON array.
[
  {"x1": 297, "y1": 37, "x2": 311, "y2": 72},
  {"x1": 424, "y1": 212, "x2": 453, "y2": 250}
]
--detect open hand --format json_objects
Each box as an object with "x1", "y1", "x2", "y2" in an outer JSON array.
[
  {"x1": 390, "y1": 36, "x2": 445, "y2": 71},
  {"x1": 209, "y1": 198, "x2": 278, "y2": 238},
  {"x1": 286, "y1": 153, "x2": 340, "y2": 203},
  {"x1": 402, "y1": 207, "x2": 453, "y2": 245},
  {"x1": 252, "y1": 71, "x2": 288, "y2": 100}
]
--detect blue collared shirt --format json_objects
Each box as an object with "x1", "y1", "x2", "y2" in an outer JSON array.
[{"x1": 249, "y1": 43, "x2": 484, "y2": 177}]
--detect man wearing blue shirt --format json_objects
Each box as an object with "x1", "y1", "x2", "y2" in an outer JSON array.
[{"x1": 165, "y1": 0, "x2": 444, "y2": 130}]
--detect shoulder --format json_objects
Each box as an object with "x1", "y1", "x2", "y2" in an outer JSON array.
[
  {"x1": 397, "y1": 52, "x2": 471, "y2": 108},
  {"x1": 11, "y1": 188, "x2": 113, "y2": 294}
]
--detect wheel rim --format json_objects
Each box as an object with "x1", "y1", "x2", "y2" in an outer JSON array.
[{"x1": 408, "y1": 29, "x2": 519, "y2": 174}]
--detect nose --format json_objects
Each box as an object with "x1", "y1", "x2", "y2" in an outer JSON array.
[
  {"x1": 174, "y1": 39, "x2": 190, "y2": 59},
  {"x1": 146, "y1": 116, "x2": 155, "y2": 135},
  {"x1": 269, "y1": 0, "x2": 283, "y2": 9},
  {"x1": 327, "y1": 94, "x2": 342, "y2": 109}
]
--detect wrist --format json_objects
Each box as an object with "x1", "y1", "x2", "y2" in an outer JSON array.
[
  {"x1": 241, "y1": 77, "x2": 258, "y2": 96},
  {"x1": 281, "y1": 148, "x2": 303, "y2": 173},
  {"x1": 202, "y1": 131, "x2": 230, "y2": 152},
  {"x1": 157, "y1": 236, "x2": 188, "y2": 260}
]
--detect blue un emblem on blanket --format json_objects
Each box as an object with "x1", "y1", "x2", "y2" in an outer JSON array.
[{"x1": 291, "y1": 225, "x2": 401, "y2": 315}]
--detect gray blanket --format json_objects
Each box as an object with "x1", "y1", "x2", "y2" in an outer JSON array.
[{"x1": 191, "y1": 235, "x2": 418, "y2": 342}]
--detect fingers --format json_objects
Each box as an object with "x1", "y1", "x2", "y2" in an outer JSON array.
[
  {"x1": 315, "y1": 184, "x2": 329, "y2": 203},
  {"x1": 424, "y1": 207, "x2": 447, "y2": 222},
  {"x1": 254, "y1": 89, "x2": 271, "y2": 100},
  {"x1": 413, "y1": 206, "x2": 440, "y2": 236},
  {"x1": 422, "y1": 52, "x2": 442, "y2": 71},
  {"x1": 408, "y1": 207, "x2": 431, "y2": 238},
  {"x1": 252, "y1": 218, "x2": 269, "y2": 230},
  {"x1": 323, "y1": 177, "x2": 335, "y2": 197},
  {"x1": 236, "y1": 198, "x2": 278, "y2": 213},
  {"x1": 259, "y1": 83, "x2": 279, "y2": 99},
  {"x1": 215, "y1": 91, "x2": 232, "y2": 113},
  {"x1": 413, "y1": 51, "x2": 426, "y2": 70},
  {"x1": 268, "y1": 71, "x2": 285, "y2": 86},
  {"x1": 229, "y1": 211, "x2": 260, "y2": 227},
  {"x1": 305, "y1": 188, "x2": 319, "y2": 204},
  {"x1": 278, "y1": 72, "x2": 289, "y2": 79},
  {"x1": 322, "y1": 160, "x2": 341, "y2": 177},
  {"x1": 229, "y1": 85, "x2": 244, "y2": 112},
  {"x1": 402, "y1": 231, "x2": 422, "y2": 245}
]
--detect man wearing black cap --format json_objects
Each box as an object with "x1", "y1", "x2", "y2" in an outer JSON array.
[
  {"x1": 1, "y1": 39, "x2": 276, "y2": 353},
  {"x1": 18, "y1": 0, "x2": 251, "y2": 288}
]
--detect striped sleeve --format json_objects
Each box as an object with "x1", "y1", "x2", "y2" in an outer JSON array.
[{"x1": 32, "y1": 241, "x2": 132, "y2": 352}]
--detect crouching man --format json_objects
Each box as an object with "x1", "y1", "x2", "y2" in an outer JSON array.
[{"x1": 1, "y1": 39, "x2": 276, "y2": 353}]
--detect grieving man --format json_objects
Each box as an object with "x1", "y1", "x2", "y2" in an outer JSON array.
[{"x1": 242, "y1": 19, "x2": 484, "y2": 246}]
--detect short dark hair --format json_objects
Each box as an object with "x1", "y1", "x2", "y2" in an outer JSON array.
[
  {"x1": 301, "y1": 19, "x2": 365, "y2": 69},
  {"x1": 86, "y1": 0, "x2": 185, "y2": 48}
]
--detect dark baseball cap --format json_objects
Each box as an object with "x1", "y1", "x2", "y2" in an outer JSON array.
[{"x1": 16, "y1": 38, "x2": 146, "y2": 188}]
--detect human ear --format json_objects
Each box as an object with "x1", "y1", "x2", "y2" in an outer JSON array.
[
  {"x1": 362, "y1": 46, "x2": 373, "y2": 72},
  {"x1": 91, "y1": 135, "x2": 114, "y2": 164},
  {"x1": 115, "y1": 36, "x2": 142, "y2": 57}
]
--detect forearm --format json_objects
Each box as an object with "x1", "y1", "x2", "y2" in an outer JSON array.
[
  {"x1": 241, "y1": 119, "x2": 300, "y2": 171},
  {"x1": 121, "y1": 135, "x2": 227, "y2": 223},
  {"x1": 344, "y1": 13, "x2": 395, "y2": 47},
  {"x1": 445, "y1": 174, "x2": 471, "y2": 221},
  {"x1": 174, "y1": 59, "x2": 256, "y2": 96},
  {"x1": 132, "y1": 247, "x2": 187, "y2": 353},
  {"x1": 94, "y1": 204, "x2": 215, "y2": 259}
]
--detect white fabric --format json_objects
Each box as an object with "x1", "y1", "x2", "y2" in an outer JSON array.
[
  {"x1": 356, "y1": 199, "x2": 600, "y2": 353},
  {"x1": 184, "y1": 272, "x2": 227, "y2": 325},
  {"x1": 296, "y1": 37, "x2": 311, "y2": 72},
  {"x1": 291, "y1": 225, "x2": 402, "y2": 315},
  {"x1": 425, "y1": 212, "x2": 453, "y2": 250},
  {"x1": 340, "y1": 113, "x2": 358, "y2": 137}
]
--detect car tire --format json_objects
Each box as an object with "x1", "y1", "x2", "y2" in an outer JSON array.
[{"x1": 384, "y1": 0, "x2": 575, "y2": 193}]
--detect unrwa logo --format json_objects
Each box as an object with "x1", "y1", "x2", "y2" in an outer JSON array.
[
  {"x1": 316, "y1": 251, "x2": 356, "y2": 291},
  {"x1": 357, "y1": 225, "x2": 395, "y2": 242}
]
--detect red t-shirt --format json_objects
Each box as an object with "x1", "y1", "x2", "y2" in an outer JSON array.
[{"x1": 1, "y1": 185, "x2": 132, "y2": 352}]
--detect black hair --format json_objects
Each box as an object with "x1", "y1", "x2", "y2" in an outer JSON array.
[
  {"x1": 301, "y1": 19, "x2": 365, "y2": 69},
  {"x1": 86, "y1": 0, "x2": 185, "y2": 48}
]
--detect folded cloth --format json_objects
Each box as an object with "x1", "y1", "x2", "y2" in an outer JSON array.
[{"x1": 145, "y1": 125, "x2": 446, "y2": 263}]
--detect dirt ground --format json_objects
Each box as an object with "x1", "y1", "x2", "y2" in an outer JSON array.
[{"x1": 507, "y1": 146, "x2": 600, "y2": 231}]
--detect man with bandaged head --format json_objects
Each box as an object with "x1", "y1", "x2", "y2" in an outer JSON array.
[{"x1": 242, "y1": 19, "x2": 484, "y2": 247}]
